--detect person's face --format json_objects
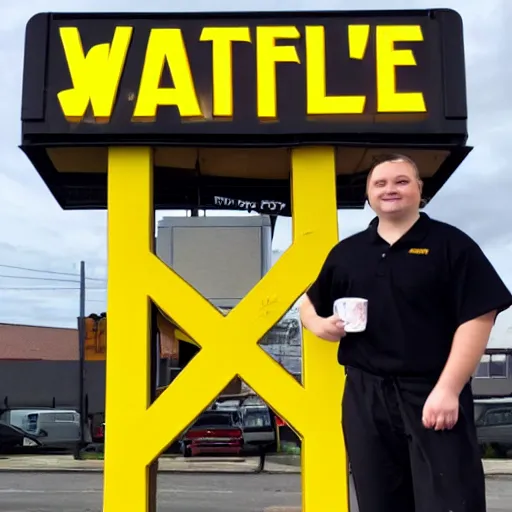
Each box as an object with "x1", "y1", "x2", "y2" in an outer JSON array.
[{"x1": 367, "y1": 160, "x2": 422, "y2": 217}]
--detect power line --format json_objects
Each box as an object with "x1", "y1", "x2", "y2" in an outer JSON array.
[
  {"x1": 0, "y1": 287, "x2": 106, "y2": 291},
  {"x1": 0, "y1": 274, "x2": 80, "y2": 283},
  {"x1": 0, "y1": 263, "x2": 106, "y2": 282}
]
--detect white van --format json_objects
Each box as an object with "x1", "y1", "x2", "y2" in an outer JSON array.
[
  {"x1": 240, "y1": 404, "x2": 275, "y2": 447},
  {"x1": 2, "y1": 409, "x2": 83, "y2": 449}
]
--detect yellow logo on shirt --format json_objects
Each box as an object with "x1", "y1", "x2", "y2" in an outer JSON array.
[{"x1": 409, "y1": 248, "x2": 429, "y2": 255}]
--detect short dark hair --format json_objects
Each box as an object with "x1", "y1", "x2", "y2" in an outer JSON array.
[{"x1": 367, "y1": 153, "x2": 420, "y2": 181}]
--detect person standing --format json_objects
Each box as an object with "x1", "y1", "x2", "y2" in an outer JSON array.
[{"x1": 300, "y1": 154, "x2": 512, "y2": 512}]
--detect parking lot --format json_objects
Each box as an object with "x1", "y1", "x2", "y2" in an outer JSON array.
[{"x1": 0, "y1": 472, "x2": 511, "y2": 512}]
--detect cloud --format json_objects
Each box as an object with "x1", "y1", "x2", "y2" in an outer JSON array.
[{"x1": 0, "y1": 0, "x2": 511, "y2": 348}]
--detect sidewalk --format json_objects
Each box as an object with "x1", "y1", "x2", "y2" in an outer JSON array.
[
  {"x1": 0, "y1": 454, "x2": 511, "y2": 476},
  {"x1": 267, "y1": 455, "x2": 512, "y2": 477},
  {"x1": 482, "y1": 459, "x2": 512, "y2": 476},
  {"x1": 0, "y1": 454, "x2": 300, "y2": 474}
]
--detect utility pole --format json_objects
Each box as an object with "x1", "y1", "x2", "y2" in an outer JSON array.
[{"x1": 74, "y1": 260, "x2": 86, "y2": 459}]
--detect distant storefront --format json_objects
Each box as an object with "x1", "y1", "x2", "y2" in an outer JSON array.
[{"x1": 472, "y1": 349, "x2": 512, "y2": 398}]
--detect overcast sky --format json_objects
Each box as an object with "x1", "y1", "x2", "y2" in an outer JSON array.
[{"x1": 0, "y1": 0, "x2": 511, "y2": 347}]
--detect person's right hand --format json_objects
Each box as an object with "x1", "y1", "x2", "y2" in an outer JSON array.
[{"x1": 308, "y1": 315, "x2": 346, "y2": 341}]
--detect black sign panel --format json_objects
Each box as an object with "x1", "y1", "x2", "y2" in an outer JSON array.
[{"x1": 21, "y1": 9, "x2": 467, "y2": 145}]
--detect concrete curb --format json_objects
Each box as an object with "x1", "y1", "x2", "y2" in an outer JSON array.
[
  {"x1": 264, "y1": 507, "x2": 301, "y2": 512},
  {"x1": 0, "y1": 457, "x2": 508, "y2": 477},
  {"x1": 267, "y1": 455, "x2": 301, "y2": 467},
  {"x1": 0, "y1": 455, "x2": 301, "y2": 475},
  {"x1": 0, "y1": 468, "x2": 298, "y2": 475},
  {"x1": 1, "y1": 467, "x2": 510, "y2": 478}
]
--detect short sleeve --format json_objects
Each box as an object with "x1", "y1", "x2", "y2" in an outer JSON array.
[
  {"x1": 306, "y1": 247, "x2": 341, "y2": 318},
  {"x1": 451, "y1": 237, "x2": 512, "y2": 327}
]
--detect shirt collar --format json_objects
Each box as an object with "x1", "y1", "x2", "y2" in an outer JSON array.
[{"x1": 367, "y1": 212, "x2": 431, "y2": 245}]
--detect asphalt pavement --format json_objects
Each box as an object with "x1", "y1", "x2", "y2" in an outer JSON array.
[
  {"x1": 0, "y1": 472, "x2": 309, "y2": 512},
  {"x1": 0, "y1": 472, "x2": 511, "y2": 512}
]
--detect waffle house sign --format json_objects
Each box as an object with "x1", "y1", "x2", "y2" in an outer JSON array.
[
  {"x1": 20, "y1": 10, "x2": 469, "y2": 512},
  {"x1": 21, "y1": 10, "x2": 468, "y2": 146},
  {"x1": 57, "y1": 22, "x2": 427, "y2": 124}
]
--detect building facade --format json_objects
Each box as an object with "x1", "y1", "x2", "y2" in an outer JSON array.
[{"x1": 472, "y1": 348, "x2": 512, "y2": 398}]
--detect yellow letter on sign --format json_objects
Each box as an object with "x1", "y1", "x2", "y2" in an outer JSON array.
[
  {"x1": 200, "y1": 27, "x2": 251, "y2": 117},
  {"x1": 103, "y1": 145, "x2": 347, "y2": 512},
  {"x1": 306, "y1": 25, "x2": 367, "y2": 114},
  {"x1": 57, "y1": 26, "x2": 132, "y2": 122},
  {"x1": 376, "y1": 25, "x2": 427, "y2": 113},
  {"x1": 133, "y1": 28, "x2": 202, "y2": 121},
  {"x1": 256, "y1": 26, "x2": 300, "y2": 118}
]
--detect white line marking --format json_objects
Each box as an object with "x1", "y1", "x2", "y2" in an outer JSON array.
[
  {"x1": 0, "y1": 488, "x2": 234, "y2": 495},
  {"x1": 0, "y1": 490, "x2": 98, "y2": 494}
]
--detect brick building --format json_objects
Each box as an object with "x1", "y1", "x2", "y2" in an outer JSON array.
[{"x1": 0, "y1": 323, "x2": 78, "y2": 361}]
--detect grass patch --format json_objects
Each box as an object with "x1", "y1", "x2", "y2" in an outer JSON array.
[
  {"x1": 280, "y1": 441, "x2": 300, "y2": 455},
  {"x1": 80, "y1": 451, "x2": 104, "y2": 460}
]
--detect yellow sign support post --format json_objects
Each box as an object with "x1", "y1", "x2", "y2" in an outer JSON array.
[
  {"x1": 20, "y1": 9, "x2": 469, "y2": 512},
  {"x1": 105, "y1": 145, "x2": 344, "y2": 510}
]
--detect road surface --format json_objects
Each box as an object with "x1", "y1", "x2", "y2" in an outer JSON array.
[{"x1": 0, "y1": 472, "x2": 510, "y2": 511}]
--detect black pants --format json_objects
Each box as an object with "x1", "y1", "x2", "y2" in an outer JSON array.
[{"x1": 342, "y1": 366, "x2": 486, "y2": 512}]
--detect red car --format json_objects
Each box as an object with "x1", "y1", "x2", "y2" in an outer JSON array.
[{"x1": 181, "y1": 410, "x2": 243, "y2": 457}]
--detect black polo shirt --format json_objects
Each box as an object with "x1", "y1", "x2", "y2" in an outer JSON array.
[{"x1": 307, "y1": 213, "x2": 512, "y2": 379}]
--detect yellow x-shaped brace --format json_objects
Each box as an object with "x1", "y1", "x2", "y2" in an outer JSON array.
[{"x1": 103, "y1": 145, "x2": 349, "y2": 512}]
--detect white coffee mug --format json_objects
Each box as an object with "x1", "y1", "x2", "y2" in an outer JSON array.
[{"x1": 333, "y1": 297, "x2": 368, "y2": 333}]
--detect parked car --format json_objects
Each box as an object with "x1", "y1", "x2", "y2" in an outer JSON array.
[
  {"x1": 475, "y1": 398, "x2": 512, "y2": 457},
  {"x1": 213, "y1": 396, "x2": 277, "y2": 452},
  {"x1": 239, "y1": 404, "x2": 276, "y2": 450},
  {"x1": 91, "y1": 422, "x2": 105, "y2": 443},
  {"x1": 1, "y1": 408, "x2": 83, "y2": 450},
  {"x1": 180, "y1": 409, "x2": 244, "y2": 457},
  {"x1": 0, "y1": 421, "x2": 41, "y2": 452}
]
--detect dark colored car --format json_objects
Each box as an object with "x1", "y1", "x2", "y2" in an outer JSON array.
[
  {"x1": 181, "y1": 410, "x2": 243, "y2": 457},
  {"x1": 0, "y1": 421, "x2": 42, "y2": 453},
  {"x1": 475, "y1": 399, "x2": 512, "y2": 457}
]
